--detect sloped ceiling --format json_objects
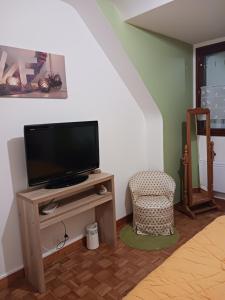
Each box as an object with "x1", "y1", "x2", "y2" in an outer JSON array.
[{"x1": 112, "y1": 0, "x2": 225, "y2": 44}]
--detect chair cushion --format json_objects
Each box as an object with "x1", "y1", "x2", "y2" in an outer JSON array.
[{"x1": 135, "y1": 195, "x2": 172, "y2": 210}]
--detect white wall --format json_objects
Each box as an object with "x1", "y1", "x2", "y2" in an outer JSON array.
[
  {"x1": 194, "y1": 37, "x2": 225, "y2": 196},
  {"x1": 0, "y1": 0, "x2": 162, "y2": 279},
  {"x1": 64, "y1": 0, "x2": 164, "y2": 172}
]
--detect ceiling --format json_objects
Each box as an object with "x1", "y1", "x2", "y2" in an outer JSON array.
[{"x1": 111, "y1": 0, "x2": 225, "y2": 45}]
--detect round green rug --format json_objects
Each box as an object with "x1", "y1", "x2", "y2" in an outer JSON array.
[{"x1": 120, "y1": 225, "x2": 179, "y2": 251}]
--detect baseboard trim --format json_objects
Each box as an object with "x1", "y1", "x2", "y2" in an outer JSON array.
[
  {"x1": 116, "y1": 213, "x2": 132, "y2": 229},
  {"x1": 0, "y1": 214, "x2": 132, "y2": 290}
]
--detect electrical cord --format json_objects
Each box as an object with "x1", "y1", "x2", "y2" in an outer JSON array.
[{"x1": 56, "y1": 221, "x2": 69, "y2": 249}]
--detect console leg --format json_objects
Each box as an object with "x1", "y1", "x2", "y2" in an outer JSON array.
[
  {"x1": 95, "y1": 178, "x2": 116, "y2": 247},
  {"x1": 18, "y1": 197, "x2": 45, "y2": 293}
]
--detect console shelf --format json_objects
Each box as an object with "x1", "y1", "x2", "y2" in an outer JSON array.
[
  {"x1": 39, "y1": 192, "x2": 113, "y2": 229},
  {"x1": 17, "y1": 172, "x2": 116, "y2": 293}
]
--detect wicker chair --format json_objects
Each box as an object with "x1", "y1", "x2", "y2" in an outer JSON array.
[{"x1": 129, "y1": 171, "x2": 175, "y2": 236}]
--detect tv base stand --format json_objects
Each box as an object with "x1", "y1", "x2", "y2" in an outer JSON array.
[{"x1": 17, "y1": 172, "x2": 116, "y2": 293}]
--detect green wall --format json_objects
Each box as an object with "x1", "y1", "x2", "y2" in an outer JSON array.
[{"x1": 97, "y1": 0, "x2": 193, "y2": 201}]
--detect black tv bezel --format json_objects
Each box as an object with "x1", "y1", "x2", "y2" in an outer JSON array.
[{"x1": 24, "y1": 120, "x2": 99, "y2": 187}]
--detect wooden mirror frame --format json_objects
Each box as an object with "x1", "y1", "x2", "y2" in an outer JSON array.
[{"x1": 178, "y1": 108, "x2": 218, "y2": 218}]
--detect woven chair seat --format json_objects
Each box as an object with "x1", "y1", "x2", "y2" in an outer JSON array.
[{"x1": 129, "y1": 171, "x2": 175, "y2": 236}]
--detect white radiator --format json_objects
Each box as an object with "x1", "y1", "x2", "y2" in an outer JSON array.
[{"x1": 199, "y1": 160, "x2": 225, "y2": 193}]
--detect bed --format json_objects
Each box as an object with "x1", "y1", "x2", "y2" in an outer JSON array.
[{"x1": 123, "y1": 216, "x2": 225, "y2": 300}]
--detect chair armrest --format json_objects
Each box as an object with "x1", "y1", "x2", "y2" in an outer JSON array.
[{"x1": 130, "y1": 191, "x2": 140, "y2": 203}]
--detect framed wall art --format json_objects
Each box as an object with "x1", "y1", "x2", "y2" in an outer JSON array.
[{"x1": 0, "y1": 45, "x2": 67, "y2": 99}]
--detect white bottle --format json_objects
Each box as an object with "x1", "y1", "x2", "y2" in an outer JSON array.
[{"x1": 86, "y1": 222, "x2": 99, "y2": 250}]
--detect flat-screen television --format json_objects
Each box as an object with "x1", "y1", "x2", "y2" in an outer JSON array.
[{"x1": 24, "y1": 121, "x2": 99, "y2": 188}]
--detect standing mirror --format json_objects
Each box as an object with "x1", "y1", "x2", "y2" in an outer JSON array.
[{"x1": 179, "y1": 108, "x2": 218, "y2": 218}]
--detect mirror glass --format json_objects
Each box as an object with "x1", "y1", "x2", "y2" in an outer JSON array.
[
  {"x1": 190, "y1": 114, "x2": 208, "y2": 192},
  {"x1": 190, "y1": 114, "x2": 200, "y2": 189},
  {"x1": 197, "y1": 114, "x2": 208, "y2": 192}
]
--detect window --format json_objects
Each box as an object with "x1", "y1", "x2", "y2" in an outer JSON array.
[{"x1": 196, "y1": 41, "x2": 225, "y2": 136}]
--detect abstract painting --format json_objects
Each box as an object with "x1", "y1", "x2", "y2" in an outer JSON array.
[{"x1": 0, "y1": 45, "x2": 67, "y2": 98}]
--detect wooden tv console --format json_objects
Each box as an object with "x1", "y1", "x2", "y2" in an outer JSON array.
[{"x1": 17, "y1": 172, "x2": 116, "y2": 293}]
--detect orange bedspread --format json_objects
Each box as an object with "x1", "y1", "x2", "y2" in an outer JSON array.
[{"x1": 123, "y1": 216, "x2": 225, "y2": 300}]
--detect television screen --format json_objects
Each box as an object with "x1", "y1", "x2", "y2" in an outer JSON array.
[{"x1": 24, "y1": 121, "x2": 99, "y2": 187}]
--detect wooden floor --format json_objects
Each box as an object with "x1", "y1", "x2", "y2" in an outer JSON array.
[{"x1": 1, "y1": 201, "x2": 225, "y2": 300}]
